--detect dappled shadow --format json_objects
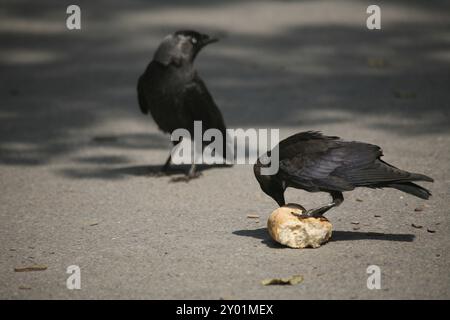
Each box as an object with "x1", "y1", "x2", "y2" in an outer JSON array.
[
  {"x1": 0, "y1": 132, "x2": 170, "y2": 166},
  {"x1": 74, "y1": 155, "x2": 131, "y2": 165},
  {"x1": 1, "y1": 0, "x2": 449, "y2": 170},
  {"x1": 57, "y1": 163, "x2": 232, "y2": 180},
  {"x1": 90, "y1": 133, "x2": 170, "y2": 150},
  {"x1": 233, "y1": 227, "x2": 415, "y2": 248}
]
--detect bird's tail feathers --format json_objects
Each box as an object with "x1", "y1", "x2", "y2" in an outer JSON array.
[
  {"x1": 408, "y1": 172, "x2": 434, "y2": 182},
  {"x1": 389, "y1": 182, "x2": 432, "y2": 200}
]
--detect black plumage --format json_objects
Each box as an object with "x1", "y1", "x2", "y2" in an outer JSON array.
[
  {"x1": 254, "y1": 131, "x2": 433, "y2": 216},
  {"x1": 137, "y1": 30, "x2": 228, "y2": 179}
]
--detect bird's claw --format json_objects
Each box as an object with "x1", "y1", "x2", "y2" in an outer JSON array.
[
  {"x1": 291, "y1": 211, "x2": 310, "y2": 219},
  {"x1": 303, "y1": 208, "x2": 324, "y2": 218}
]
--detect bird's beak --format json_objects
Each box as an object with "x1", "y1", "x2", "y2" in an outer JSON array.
[{"x1": 201, "y1": 35, "x2": 219, "y2": 47}]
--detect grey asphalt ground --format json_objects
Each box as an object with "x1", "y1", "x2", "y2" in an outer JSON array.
[{"x1": 0, "y1": 0, "x2": 449, "y2": 299}]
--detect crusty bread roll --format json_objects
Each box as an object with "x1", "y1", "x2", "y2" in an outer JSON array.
[{"x1": 267, "y1": 203, "x2": 332, "y2": 248}]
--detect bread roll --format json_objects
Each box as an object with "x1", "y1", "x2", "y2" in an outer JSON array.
[{"x1": 267, "y1": 203, "x2": 332, "y2": 248}]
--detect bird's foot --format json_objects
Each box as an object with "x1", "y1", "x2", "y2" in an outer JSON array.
[
  {"x1": 170, "y1": 171, "x2": 202, "y2": 183},
  {"x1": 290, "y1": 211, "x2": 311, "y2": 219},
  {"x1": 304, "y1": 210, "x2": 322, "y2": 218},
  {"x1": 303, "y1": 205, "x2": 333, "y2": 218},
  {"x1": 301, "y1": 193, "x2": 342, "y2": 218}
]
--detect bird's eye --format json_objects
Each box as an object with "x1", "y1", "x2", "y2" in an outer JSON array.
[{"x1": 191, "y1": 38, "x2": 197, "y2": 44}]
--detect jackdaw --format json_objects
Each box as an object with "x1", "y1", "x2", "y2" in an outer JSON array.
[
  {"x1": 137, "y1": 30, "x2": 229, "y2": 180},
  {"x1": 254, "y1": 131, "x2": 433, "y2": 216}
]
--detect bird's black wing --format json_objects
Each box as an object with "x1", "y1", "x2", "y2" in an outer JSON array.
[
  {"x1": 278, "y1": 132, "x2": 383, "y2": 191},
  {"x1": 337, "y1": 159, "x2": 432, "y2": 186},
  {"x1": 279, "y1": 131, "x2": 429, "y2": 192},
  {"x1": 278, "y1": 131, "x2": 340, "y2": 161},
  {"x1": 137, "y1": 61, "x2": 171, "y2": 117},
  {"x1": 137, "y1": 74, "x2": 148, "y2": 115},
  {"x1": 182, "y1": 74, "x2": 227, "y2": 133}
]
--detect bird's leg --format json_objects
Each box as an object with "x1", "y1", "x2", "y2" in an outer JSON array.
[
  {"x1": 161, "y1": 153, "x2": 172, "y2": 172},
  {"x1": 153, "y1": 140, "x2": 180, "y2": 176},
  {"x1": 185, "y1": 142, "x2": 203, "y2": 180},
  {"x1": 304, "y1": 192, "x2": 344, "y2": 217},
  {"x1": 149, "y1": 153, "x2": 171, "y2": 177},
  {"x1": 187, "y1": 162, "x2": 202, "y2": 179},
  {"x1": 170, "y1": 149, "x2": 202, "y2": 182}
]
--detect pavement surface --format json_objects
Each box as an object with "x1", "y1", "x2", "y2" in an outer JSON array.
[{"x1": 0, "y1": 0, "x2": 449, "y2": 299}]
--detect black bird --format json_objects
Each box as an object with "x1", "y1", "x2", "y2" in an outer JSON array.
[
  {"x1": 254, "y1": 131, "x2": 433, "y2": 216},
  {"x1": 137, "y1": 30, "x2": 229, "y2": 180}
]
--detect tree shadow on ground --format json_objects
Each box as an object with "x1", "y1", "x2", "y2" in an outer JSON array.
[
  {"x1": 1, "y1": 0, "x2": 449, "y2": 170},
  {"x1": 57, "y1": 163, "x2": 232, "y2": 180}
]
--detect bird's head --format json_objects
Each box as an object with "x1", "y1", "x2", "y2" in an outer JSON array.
[
  {"x1": 254, "y1": 155, "x2": 286, "y2": 207},
  {"x1": 153, "y1": 30, "x2": 219, "y2": 67}
]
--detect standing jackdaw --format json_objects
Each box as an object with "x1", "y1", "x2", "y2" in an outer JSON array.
[{"x1": 138, "y1": 30, "x2": 230, "y2": 180}]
